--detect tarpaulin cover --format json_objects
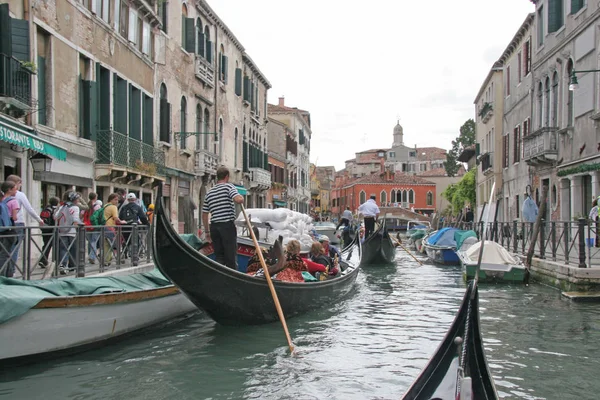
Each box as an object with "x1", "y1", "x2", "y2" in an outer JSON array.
[
  {"x1": 410, "y1": 229, "x2": 428, "y2": 240},
  {"x1": 464, "y1": 241, "x2": 521, "y2": 265},
  {"x1": 454, "y1": 230, "x2": 477, "y2": 250},
  {"x1": 426, "y1": 227, "x2": 459, "y2": 246},
  {"x1": 0, "y1": 269, "x2": 171, "y2": 324}
]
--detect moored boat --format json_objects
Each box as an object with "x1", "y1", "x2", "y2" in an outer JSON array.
[
  {"x1": 360, "y1": 220, "x2": 396, "y2": 266},
  {"x1": 401, "y1": 281, "x2": 498, "y2": 400},
  {"x1": 458, "y1": 240, "x2": 527, "y2": 283},
  {"x1": 313, "y1": 221, "x2": 341, "y2": 244},
  {"x1": 423, "y1": 228, "x2": 477, "y2": 265},
  {"x1": 0, "y1": 268, "x2": 196, "y2": 363},
  {"x1": 153, "y1": 197, "x2": 362, "y2": 325}
]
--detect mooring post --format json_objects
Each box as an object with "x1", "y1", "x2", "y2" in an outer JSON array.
[{"x1": 578, "y1": 218, "x2": 587, "y2": 268}]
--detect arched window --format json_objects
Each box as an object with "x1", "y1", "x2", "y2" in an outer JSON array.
[
  {"x1": 426, "y1": 191, "x2": 433, "y2": 206},
  {"x1": 181, "y1": 3, "x2": 188, "y2": 47},
  {"x1": 359, "y1": 190, "x2": 366, "y2": 205},
  {"x1": 544, "y1": 76, "x2": 550, "y2": 127},
  {"x1": 180, "y1": 96, "x2": 187, "y2": 149},
  {"x1": 217, "y1": 118, "x2": 223, "y2": 154},
  {"x1": 219, "y1": 44, "x2": 227, "y2": 82},
  {"x1": 195, "y1": 104, "x2": 202, "y2": 150},
  {"x1": 204, "y1": 26, "x2": 211, "y2": 63},
  {"x1": 567, "y1": 59, "x2": 574, "y2": 127},
  {"x1": 380, "y1": 190, "x2": 387, "y2": 205},
  {"x1": 402, "y1": 190, "x2": 408, "y2": 203},
  {"x1": 203, "y1": 108, "x2": 210, "y2": 150},
  {"x1": 551, "y1": 71, "x2": 558, "y2": 127},
  {"x1": 537, "y1": 82, "x2": 543, "y2": 129},
  {"x1": 408, "y1": 189, "x2": 414, "y2": 204},
  {"x1": 234, "y1": 127, "x2": 239, "y2": 168},
  {"x1": 196, "y1": 18, "x2": 204, "y2": 56},
  {"x1": 390, "y1": 189, "x2": 396, "y2": 204},
  {"x1": 159, "y1": 84, "x2": 170, "y2": 143}
]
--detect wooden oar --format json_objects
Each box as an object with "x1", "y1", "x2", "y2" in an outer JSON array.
[
  {"x1": 391, "y1": 235, "x2": 423, "y2": 266},
  {"x1": 240, "y1": 204, "x2": 295, "y2": 355}
]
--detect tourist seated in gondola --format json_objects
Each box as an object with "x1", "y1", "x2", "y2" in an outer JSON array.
[
  {"x1": 307, "y1": 242, "x2": 339, "y2": 277},
  {"x1": 246, "y1": 240, "x2": 310, "y2": 283},
  {"x1": 319, "y1": 235, "x2": 341, "y2": 260}
]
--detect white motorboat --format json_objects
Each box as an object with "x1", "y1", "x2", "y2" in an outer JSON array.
[{"x1": 313, "y1": 221, "x2": 340, "y2": 244}]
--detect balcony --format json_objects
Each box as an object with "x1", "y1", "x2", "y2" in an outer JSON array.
[
  {"x1": 299, "y1": 186, "x2": 311, "y2": 200},
  {"x1": 194, "y1": 149, "x2": 218, "y2": 176},
  {"x1": 478, "y1": 102, "x2": 493, "y2": 124},
  {"x1": 0, "y1": 54, "x2": 35, "y2": 113},
  {"x1": 310, "y1": 181, "x2": 320, "y2": 195},
  {"x1": 287, "y1": 151, "x2": 297, "y2": 166},
  {"x1": 249, "y1": 167, "x2": 271, "y2": 190},
  {"x1": 480, "y1": 152, "x2": 493, "y2": 175},
  {"x1": 195, "y1": 56, "x2": 215, "y2": 87},
  {"x1": 96, "y1": 130, "x2": 165, "y2": 182},
  {"x1": 523, "y1": 127, "x2": 558, "y2": 165}
]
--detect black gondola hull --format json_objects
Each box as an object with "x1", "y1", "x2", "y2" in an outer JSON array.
[
  {"x1": 153, "y1": 198, "x2": 362, "y2": 325},
  {"x1": 360, "y1": 222, "x2": 396, "y2": 266}
]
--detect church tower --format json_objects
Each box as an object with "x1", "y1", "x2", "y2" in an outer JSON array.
[{"x1": 393, "y1": 120, "x2": 404, "y2": 147}]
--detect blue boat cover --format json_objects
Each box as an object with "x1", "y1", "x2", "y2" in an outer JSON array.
[
  {"x1": 426, "y1": 227, "x2": 459, "y2": 246},
  {"x1": 0, "y1": 269, "x2": 172, "y2": 324}
]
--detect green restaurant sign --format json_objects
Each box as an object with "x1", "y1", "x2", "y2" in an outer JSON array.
[{"x1": 0, "y1": 121, "x2": 67, "y2": 161}]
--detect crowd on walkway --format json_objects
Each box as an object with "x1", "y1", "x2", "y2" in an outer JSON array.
[{"x1": 0, "y1": 177, "x2": 155, "y2": 278}]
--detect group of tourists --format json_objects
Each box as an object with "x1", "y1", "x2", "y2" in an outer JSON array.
[{"x1": 0, "y1": 175, "x2": 154, "y2": 277}]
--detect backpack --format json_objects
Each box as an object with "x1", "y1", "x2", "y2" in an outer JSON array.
[
  {"x1": 40, "y1": 206, "x2": 55, "y2": 226},
  {"x1": 120, "y1": 203, "x2": 138, "y2": 224},
  {"x1": 0, "y1": 196, "x2": 15, "y2": 229},
  {"x1": 90, "y1": 204, "x2": 109, "y2": 226}
]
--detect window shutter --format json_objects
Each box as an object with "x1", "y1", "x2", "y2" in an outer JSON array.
[
  {"x1": 235, "y1": 68, "x2": 242, "y2": 96},
  {"x1": 243, "y1": 76, "x2": 250, "y2": 102},
  {"x1": 184, "y1": 18, "x2": 195, "y2": 52},
  {"x1": 548, "y1": 0, "x2": 564, "y2": 33},
  {"x1": 223, "y1": 56, "x2": 228, "y2": 83},
  {"x1": 250, "y1": 81, "x2": 255, "y2": 109},
  {"x1": 206, "y1": 41, "x2": 212, "y2": 63},
  {"x1": 37, "y1": 55, "x2": 47, "y2": 125},
  {"x1": 243, "y1": 141, "x2": 248, "y2": 172},
  {"x1": 113, "y1": 76, "x2": 128, "y2": 134},
  {"x1": 571, "y1": 0, "x2": 584, "y2": 14},
  {"x1": 10, "y1": 17, "x2": 30, "y2": 62},
  {"x1": 159, "y1": 99, "x2": 171, "y2": 143},
  {"x1": 143, "y1": 95, "x2": 153, "y2": 145},
  {"x1": 197, "y1": 32, "x2": 205, "y2": 56}
]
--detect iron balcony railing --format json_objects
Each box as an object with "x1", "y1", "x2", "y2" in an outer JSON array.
[
  {"x1": 480, "y1": 152, "x2": 492, "y2": 172},
  {"x1": 96, "y1": 129, "x2": 165, "y2": 175},
  {"x1": 0, "y1": 53, "x2": 34, "y2": 108}
]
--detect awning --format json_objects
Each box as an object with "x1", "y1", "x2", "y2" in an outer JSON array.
[
  {"x1": 235, "y1": 185, "x2": 247, "y2": 195},
  {"x1": 0, "y1": 117, "x2": 67, "y2": 161},
  {"x1": 274, "y1": 200, "x2": 287, "y2": 207}
]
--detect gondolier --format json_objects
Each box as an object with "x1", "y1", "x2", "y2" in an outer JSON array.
[
  {"x1": 358, "y1": 195, "x2": 380, "y2": 237},
  {"x1": 202, "y1": 166, "x2": 244, "y2": 270},
  {"x1": 336, "y1": 207, "x2": 353, "y2": 230}
]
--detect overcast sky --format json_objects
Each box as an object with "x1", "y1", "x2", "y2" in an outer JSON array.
[{"x1": 210, "y1": 0, "x2": 535, "y2": 170}]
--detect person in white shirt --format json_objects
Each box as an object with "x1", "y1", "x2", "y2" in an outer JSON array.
[
  {"x1": 358, "y1": 195, "x2": 380, "y2": 237},
  {"x1": 6, "y1": 175, "x2": 44, "y2": 270},
  {"x1": 336, "y1": 207, "x2": 353, "y2": 230}
]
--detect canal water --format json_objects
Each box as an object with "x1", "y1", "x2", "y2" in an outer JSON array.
[{"x1": 1, "y1": 250, "x2": 599, "y2": 399}]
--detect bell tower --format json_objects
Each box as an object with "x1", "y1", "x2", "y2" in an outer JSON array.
[{"x1": 393, "y1": 120, "x2": 404, "y2": 147}]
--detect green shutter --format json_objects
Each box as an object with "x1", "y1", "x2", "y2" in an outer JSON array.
[
  {"x1": 37, "y1": 55, "x2": 47, "y2": 125},
  {"x1": 129, "y1": 85, "x2": 141, "y2": 141},
  {"x1": 264, "y1": 152, "x2": 268, "y2": 170},
  {"x1": 243, "y1": 141, "x2": 248, "y2": 172},
  {"x1": 548, "y1": 0, "x2": 564, "y2": 33},
  {"x1": 159, "y1": 99, "x2": 171, "y2": 143},
  {"x1": 571, "y1": 0, "x2": 584, "y2": 13},
  {"x1": 10, "y1": 18, "x2": 29, "y2": 62},
  {"x1": 113, "y1": 75, "x2": 128, "y2": 134},
  {"x1": 243, "y1": 76, "x2": 250, "y2": 102},
  {"x1": 0, "y1": 4, "x2": 11, "y2": 56},
  {"x1": 250, "y1": 82, "x2": 255, "y2": 110},
  {"x1": 223, "y1": 55, "x2": 228, "y2": 83},
  {"x1": 89, "y1": 79, "x2": 98, "y2": 141},
  {"x1": 98, "y1": 66, "x2": 110, "y2": 130},
  {"x1": 143, "y1": 95, "x2": 153, "y2": 145},
  {"x1": 235, "y1": 68, "x2": 242, "y2": 96},
  {"x1": 184, "y1": 18, "x2": 195, "y2": 53},
  {"x1": 198, "y1": 32, "x2": 205, "y2": 56},
  {"x1": 79, "y1": 78, "x2": 97, "y2": 140},
  {"x1": 206, "y1": 41, "x2": 212, "y2": 63}
]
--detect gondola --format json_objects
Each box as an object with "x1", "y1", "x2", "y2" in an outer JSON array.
[
  {"x1": 401, "y1": 281, "x2": 498, "y2": 400},
  {"x1": 152, "y1": 197, "x2": 362, "y2": 325},
  {"x1": 359, "y1": 219, "x2": 396, "y2": 266}
]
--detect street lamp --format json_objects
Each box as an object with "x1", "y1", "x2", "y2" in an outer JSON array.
[
  {"x1": 569, "y1": 69, "x2": 600, "y2": 91},
  {"x1": 29, "y1": 152, "x2": 52, "y2": 172}
]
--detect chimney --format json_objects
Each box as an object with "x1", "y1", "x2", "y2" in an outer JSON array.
[{"x1": 278, "y1": 96, "x2": 285, "y2": 107}]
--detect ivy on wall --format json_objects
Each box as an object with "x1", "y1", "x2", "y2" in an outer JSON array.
[{"x1": 557, "y1": 163, "x2": 600, "y2": 177}]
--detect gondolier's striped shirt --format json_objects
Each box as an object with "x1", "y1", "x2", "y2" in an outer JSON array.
[{"x1": 202, "y1": 183, "x2": 239, "y2": 223}]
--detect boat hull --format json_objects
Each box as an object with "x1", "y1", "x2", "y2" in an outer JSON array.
[
  {"x1": 424, "y1": 245, "x2": 459, "y2": 265},
  {"x1": 0, "y1": 287, "x2": 196, "y2": 362},
  {"x1": 461, "y1": 262, "x2": 527, "y2": 283},
  {"x1": 153, "y1": 197, "x2": 362, "y2": 325},
  {"x1": 360, "y1": 223, "x2": 396, "y2": 266}
]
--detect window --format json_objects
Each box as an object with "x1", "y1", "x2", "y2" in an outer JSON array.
[
  {"x1": 217, "y1": 118, "x2": 222, "y2": 154},
  {"x1": 182, "y1": 5, "x2": 194, "y2": 52},
  {"x1": 128, "y1": 8, "x2": 138, "y2": 43},
  {"x1": 219, "y1": 44, "x2": 228, "y2": 83},
  {"x1": 402, "y1": 190, "x2": 408, "y2": 203},
  {"x1": 129, "y1": 85, "x2": 141, "y2": 141},
  {"x1": 517, "y1": 52, "x2": 522, "y2": 83},
  {"x1": 571, "y1": 0, "x2": 584, "y2": 14},
  {"x1": 524, "y1": 39, "x2": 531, "y2": 75},
  {"x1": 544, "y1": 77, "x2": 550, "y2": 127},
  {"x1": 119, "y1": 1, "x2": 129, "y2": 38},
  {"x1": 389, "y1": 151, "x2": 395, "y2": 158},
  {"x1": 180, "y1": 96, "x2": 187, "y2": 149},
  {"x1": 506, "y1": 66, "x2": 511, "y2": 96},
  {"x1": 196, "y1": 18, "x2": 204, "y2": 56},
  {"x1": 551, "y1": 71, "x2": 558, "y2": 127},
  {"x1": 203, "y1": 108, "x2": 210, "y2": 150},
  {"x1": 158, "y1": 0, "x2": 167, "y2": 33},
  {"x1": 390, "y1": 189, "x2": 396, "y2": 203},
  {"x1": 195, "y1": 104, "x2": 202, "y2": 150},
  {"x1": 503, "y1": 134, "x2": 509, "y2": 168},
  {"x1": 37, "y1": 29, "x2": 50, "y2": 126},
  {"x1": 537, "y1": 82, "x2": 543, "y2": 128},
  {"x1": 204, "y1": 26, "x2": 212, "y2": 63},
  {"x1": 94, "y1": 0, "x2": 110, "y2": 23},
  {"x1": 426, "y1": 191, "x2": 433, "y2": 206},
  {"x1": 409, "y1": 151, "x2": 416, "y2": 157},
  {"x1": 359, "y1": 191, "x2": 366, "y2": 204},
  {"x1": 234, "y1": 128, "x2": 239, "y2": 168},
  {"x1": 567, "y1": 59, "x2": 574, "y2": 127},
  {"x1": 548, "y1": 0, "x2": 564, "y2": 33},
  {"x1": 159, "y1": 83, "x2": 171, "y2": 143},
  {"x1": 142, "y1": 21, "x2": 151, "y2": 56},
  {"x1": 513, "y1": 126, "x2": 521, "y2": 163},
  {"x1": 380, "y1": 190, "x2": 387, "y2": 205},
  {"x1": 537, "y1": 6, "x2": 544, "y2": 46},
  {"x1": 408, "y1": 189, "x2": 414, "y2": 204}
]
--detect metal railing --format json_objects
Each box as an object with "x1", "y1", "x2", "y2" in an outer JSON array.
[
  {"x1": 96, "y1": 129, "x2": 166, "y2": 175},
  {"x1": 0, "y1": 225, "x2": 151, "y2": 280},
  {"x1": 0, "y1": 53, "x2": 33, "y2": 107},
  {"x1": 437, "y1": 218, "x2": 597, "y2": 267}
]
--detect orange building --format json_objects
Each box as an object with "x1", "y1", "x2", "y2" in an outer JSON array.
[{"x1": 336, "y1": 169, "x2": 436, "y2": 216}]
